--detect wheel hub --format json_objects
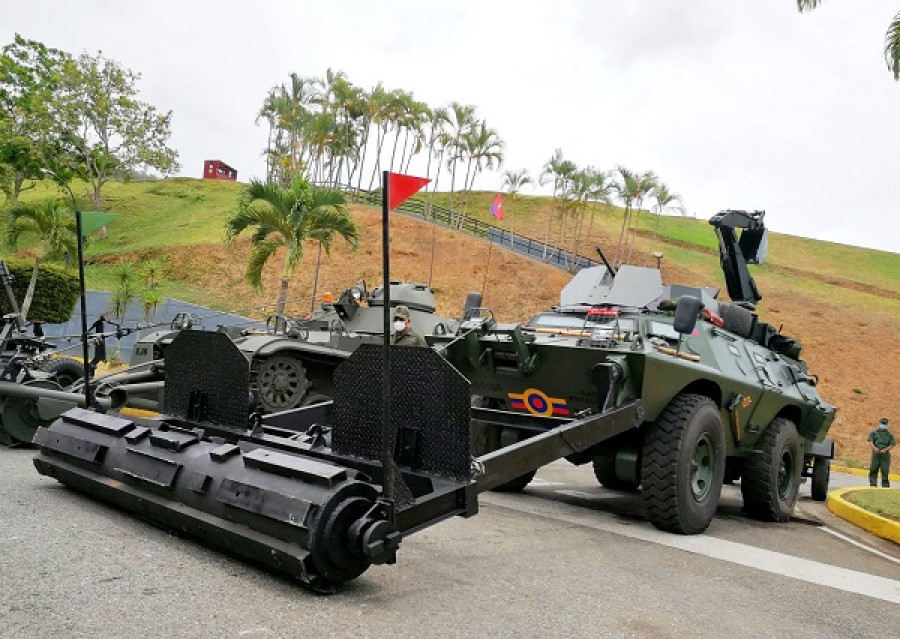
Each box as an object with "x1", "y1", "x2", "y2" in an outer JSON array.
[
  {"x1": 690, "y1": 433, "x2": 715, "y2": 502},
  {"x1": 778, "y1": 450, "x2": 795, "y2": 499}
]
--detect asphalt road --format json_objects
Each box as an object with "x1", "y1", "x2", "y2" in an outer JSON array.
[{"x1": 1, "y1": 447, "x2": 898, "y2": 639}]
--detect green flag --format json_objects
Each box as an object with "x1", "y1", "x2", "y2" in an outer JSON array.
[{"x1": 79, "y1": 211, "x2": 118, "y2": 236}]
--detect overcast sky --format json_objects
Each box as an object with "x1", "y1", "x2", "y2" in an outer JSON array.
[{"x1": 4, "y1": 0, "x2": 899, "y2": 253}]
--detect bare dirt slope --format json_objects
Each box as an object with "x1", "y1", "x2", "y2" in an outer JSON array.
[{"x1": 166, "y1": 205, "x2": 895, "y2": 466}]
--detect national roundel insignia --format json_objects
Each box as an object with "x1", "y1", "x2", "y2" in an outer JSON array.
[{"x1": 507, "y1": 388, "x2": 570, "y2": 417}]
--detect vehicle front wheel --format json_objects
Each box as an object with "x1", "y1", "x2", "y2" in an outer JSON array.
[
  {"x1": 741, "y1": 417, "x2": 803, "y2": 521},
  {"x1": 641, "y1": 393, "x2": 725, "y2": 534}
]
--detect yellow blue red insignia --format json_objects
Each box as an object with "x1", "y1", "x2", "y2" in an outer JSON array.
[{"x1": 507, "y1": 388, "x2": 570, "y2": 417}]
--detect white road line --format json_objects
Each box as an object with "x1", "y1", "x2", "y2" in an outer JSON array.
[
  {"x1": 484, "y1": 496, "x2": 900, "y2": 604},
  {"x1": 555, "y1": 489, "x2": 628, "y2": 501},
  {"x1": 820, "y1": 526, "x2": 900, "y2": 565},
  {"x1": 556, "y1": 490, "x2": 603, "y2": 500},
  {"x1": 528, "y1": 478, "x2": 561, "y2": 488}
]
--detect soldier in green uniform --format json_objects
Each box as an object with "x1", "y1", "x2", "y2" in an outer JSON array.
[
  {"x1": 867, "y1": 418, "x2": 895, "y2": 487},
  {"x1": 392, "y1": 305, "x2": 427, "y2": 346}
]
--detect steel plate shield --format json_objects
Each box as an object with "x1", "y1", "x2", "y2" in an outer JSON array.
[
  {"x1": 332, "y1": 344, "x2": 471, "y2": 480},
  {"x1": 163, "y1": 331, "x2": 250, "y2": 430}
]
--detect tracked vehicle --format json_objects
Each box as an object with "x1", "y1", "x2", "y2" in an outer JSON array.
[
  {"x1": 432, "y1": 210, "x2": 836, "y2": 532},
  {"x1": 129, "y1": 281, "x2": 459, "y2": 412}
]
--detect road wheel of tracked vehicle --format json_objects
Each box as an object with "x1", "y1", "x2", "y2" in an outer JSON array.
[
  {"x1": 301, "y1": 393, "x2": 332, "y2": 406},
  {"x1": 641, "y1": 393, "x2": 726, "y2": 534},
  {"x1": 41, "y1": 357, "x2": 85, "y2": 388},
  {"x1": 256, "y1": 355, "x2": 310, "y2": 413},
  {"x1": 810, "y1": 457, "x2": 830, "y2": 502},
  {"x1": 592, "y1": 447, "x2": 640, "y2": 491},
  {"x1": 741, "y1": 417, "x2": 803, "y2": 521}
]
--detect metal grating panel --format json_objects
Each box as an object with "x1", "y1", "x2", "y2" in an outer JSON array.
[
  {"x1": 332, "y1": 344, "x2": 471, "y2": 481},
  {"x1": 163, "y1": 331, "x2": 250, "y2": 431}
]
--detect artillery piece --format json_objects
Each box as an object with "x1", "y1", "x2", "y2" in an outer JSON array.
[{"x1": 0, "y1": 261, "x2": 89, "y2": 446}]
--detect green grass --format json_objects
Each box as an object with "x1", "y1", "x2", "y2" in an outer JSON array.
[
  {"x1": 845, "y1": 488, "x2": 900, "y2": 523},
  {"x1": 3, "y1": 178, "x2": 898, "y2": 306}
]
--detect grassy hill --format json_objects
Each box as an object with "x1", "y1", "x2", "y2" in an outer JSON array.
[{"x1": 3, "y1": 177, "x2": 899, "y2": 465}]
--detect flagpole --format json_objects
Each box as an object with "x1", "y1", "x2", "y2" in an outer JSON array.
[
  {"x1": 481, "y1": 235, "x2": 493, "y2": 299},
  {"x1": 381, "y1": 170, "x2": 393, "y2": 505}
]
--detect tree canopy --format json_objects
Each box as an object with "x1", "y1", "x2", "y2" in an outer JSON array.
[{"x1": 0, "y1": 35, "x2": 179, "y2": 210}]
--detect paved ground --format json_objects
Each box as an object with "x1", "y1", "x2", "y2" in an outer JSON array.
[{"x1": 1, "y1": 447, "x2": 898, "y2": 639}]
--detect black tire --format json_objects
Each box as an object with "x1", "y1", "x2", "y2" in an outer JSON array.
[
  {"x1": 718, "y1": 302, "x2": 754, "y2": 338},
  {"x1": 641, "y1": 393, "x2": 726, "y2": 534},
  {"x1": 492, "y1": 470, "x2": 537, "y2": 493},
  {"x1": 592, "y1": 447, "x2": 640, "y2": 491},
  {"x1": 471, "y1": 412, "x2": 535, "y2": 493},
  {"x1": 810, "y1": 456, "x2": 831, "y2": 502},
  {"x1": 741, "y1": 417, "x2": 803, "y2": 521},
  {"x1": 255, "y1": 355, "x2": 310, "y2": 413},
  {"x1": 41, "y1": 357, "x2": 85, "y2": 388}
]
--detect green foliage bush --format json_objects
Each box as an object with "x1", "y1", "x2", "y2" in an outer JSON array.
[{"x1": 0, "y1": 258, "x2": 79, "y2": 323}]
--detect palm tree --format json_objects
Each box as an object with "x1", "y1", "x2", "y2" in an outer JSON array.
[
  {"x1": 797, "y1": 1, "x2": 900, "y2": 79},
  {"x1": 502, "y1": 169, "x2": 533, "y2": 199},
  {"x1": 612, "y1": 167, "x2": 658, "y2": 266},
  {"x1": 539, "y1": 150, "x2": 576, "y2": 259},
  {"x1": 565, "y1": 168, "x2": 613, "y2": 269},
  {"x1": 225, "y1": 177, "x2": 359, "y2": 317},
  {"x1": 6, "y1": 198, "x2": 78, "y2": 263},
  {"x1": 446, "y1": 102, "x2": 477, "y2": 224},
  {"x1": 650, "y1": 183, "x2": 684, "y2": 239},
  {"x1": 501, "y1": 169, "x2": 533, "y2": 249}
]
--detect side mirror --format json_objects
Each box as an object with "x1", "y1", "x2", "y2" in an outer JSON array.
[{"x1": 673, "y1": 296, "x2": 702, "y2": 335}]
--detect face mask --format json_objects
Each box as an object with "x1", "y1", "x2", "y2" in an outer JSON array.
[
  {"x1": 393, "y1": 320, "x2": 406, "y2": 333},
  {"x1": 879, "y1": 424, "x2": 888, "y2": 430}
]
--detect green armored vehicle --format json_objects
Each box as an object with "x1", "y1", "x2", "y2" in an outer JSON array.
[
  {"x1": 432, "y1": 210, "x2": 836, "y2": 534},
  {"x1": 129, "y1": 281, "x2": 460, "y2": 412}
]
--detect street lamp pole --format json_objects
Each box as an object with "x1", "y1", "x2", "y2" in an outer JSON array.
[{"x1": 41, "y1": 170, "x2": 92, "y2": 408}]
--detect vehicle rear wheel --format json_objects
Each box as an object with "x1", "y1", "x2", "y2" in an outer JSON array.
[
  {"x1": 256, "y1": 355, "x2": 310, "y2": 413},
  {"x1": 592, "y1": 447, "x2": 640, "y2": 491},
  {"x1": 741, "y1": 417, "x2": 803, "y2": 521},
  {"x1": 41, "y1": 357, "x2": 85, "y2": 388},
  {"x1": 641, "y1": 393, "x2": 725, "y2": 534},
  {"x1": 810, "y1": 456, "x2": 830, "y2": 502}
]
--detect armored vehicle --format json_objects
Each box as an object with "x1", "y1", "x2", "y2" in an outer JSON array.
[
  {"x1": 432, "y1": 210, "x2": 836, "y2": 533},
  {"x1": 129, "y1": 281, "x2": 461, "y2": 412}
]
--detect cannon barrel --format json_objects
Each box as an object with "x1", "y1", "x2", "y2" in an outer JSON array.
[{"x1": 0, "y1": 381, "x2": 113, "y2": 410}]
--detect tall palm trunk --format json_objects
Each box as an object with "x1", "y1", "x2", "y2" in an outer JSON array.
[
  {"x1": 614, "y1": 205, "x2": 631, "y2": 266},
  {"x1": 275, "y1": 277, "x2": 290, "y2": 317}
]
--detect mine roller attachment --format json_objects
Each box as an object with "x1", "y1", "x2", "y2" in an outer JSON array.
[{"x1": 32, "y1": 332, "x2": 477, "y2": 592}]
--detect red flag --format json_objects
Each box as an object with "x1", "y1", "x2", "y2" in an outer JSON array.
[
  {"x1": 491, "y1": 193, "x2": 504, "y2": 220},
  {"x1": 387, "y1": 172, "x2": 430, "y2": 211}
]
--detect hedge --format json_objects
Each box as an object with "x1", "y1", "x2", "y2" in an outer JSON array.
[{"x1": 0, "y1": 259, "x2": 80, "y2": 324}]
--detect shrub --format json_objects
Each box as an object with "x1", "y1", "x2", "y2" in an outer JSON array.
[{"x1": 0, "y1": 259, "x2": 80, "y2": 323}]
